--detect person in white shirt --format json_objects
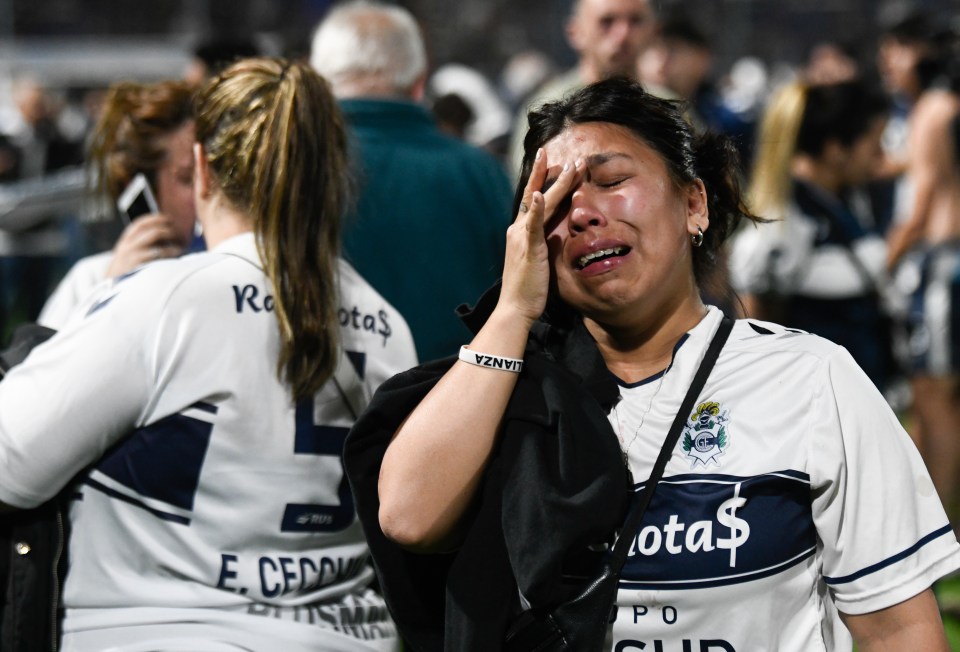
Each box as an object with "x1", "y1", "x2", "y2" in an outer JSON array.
[{"x1": 0, "y1": 58, "x2": 414, "y2": 651}]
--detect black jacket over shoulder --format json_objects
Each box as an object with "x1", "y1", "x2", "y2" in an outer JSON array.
[
  {"x1": 343, "y1": 286, "x2": 630, "y2": 652},
  {"x1": 0, "y1": 323, "x2": 66, "y2": 652}
]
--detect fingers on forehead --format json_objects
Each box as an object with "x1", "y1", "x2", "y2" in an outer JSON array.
[
  {"x1": 525, "y1": 149, "x2": 549, "y2": 189},
  {"x1": 544, "y1": 160, "x2": 580, "y2": 196}
]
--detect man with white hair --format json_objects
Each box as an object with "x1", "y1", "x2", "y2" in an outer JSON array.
[
  {"x1": 311, "y1": 0, "x2": 512, "y2": 364},
  {"x1": 506, "y1": 0, "x2": 657, "y2": 175}
]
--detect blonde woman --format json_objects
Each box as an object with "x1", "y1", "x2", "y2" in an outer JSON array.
[
  {"x1": 730, "y1": 78, "x2": 893, "y2": 390},
  {"x1": 0, "y1": 59, "x2": 414, "y2": 651}
]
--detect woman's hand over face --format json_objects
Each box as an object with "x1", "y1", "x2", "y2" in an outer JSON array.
[
  {"x1": 500, "y1": 149, "x2": 582, "y2": 327},
  {"x1": 106, "y1": 213, "x2": 184, "y2": 278}
]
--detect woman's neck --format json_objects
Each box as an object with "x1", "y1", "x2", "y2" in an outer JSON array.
[
  {"x1": 199, "y1": 195, "x2": 254, "y2": 249},
  {"x1": 586, "y1": 295, "x2": 709, "y2": 384}
]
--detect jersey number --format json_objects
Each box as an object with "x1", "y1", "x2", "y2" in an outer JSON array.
[{"x1": 279, "y1": 400, "x2": 355, "y2": 533}]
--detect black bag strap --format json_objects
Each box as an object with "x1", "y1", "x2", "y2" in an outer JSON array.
[{"x1": 608, "y1": 316, "x2": 734, "y2": 572}]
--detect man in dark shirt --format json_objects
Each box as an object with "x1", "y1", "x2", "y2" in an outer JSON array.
[{"x1": 310, "y1": 1, "x2": 513, "y2": 363}]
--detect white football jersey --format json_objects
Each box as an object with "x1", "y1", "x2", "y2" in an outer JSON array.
[
  {"x1": 608, "y1": 307, "x2": 960, "y2": 652},
  {"x1": 728, "y1": 200, "x2": 886, "y2": 300},
  {"x1": 37, "y1": 250, "x2": 112, "y2": 329},
  {"x1": 0, "y1": 233, "x2": 417, "y2": 651}
]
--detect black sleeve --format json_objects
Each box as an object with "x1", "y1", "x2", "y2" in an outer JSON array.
[{"x1": 343, "y1": 357, "x2": 456, "y2": 652}]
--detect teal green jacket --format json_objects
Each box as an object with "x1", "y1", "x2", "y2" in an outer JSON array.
[{"x1": 339, "y1": 99, "x2": 513, "y2": 363}]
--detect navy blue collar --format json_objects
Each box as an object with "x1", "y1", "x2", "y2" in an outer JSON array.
[{"x1": 614, "y1": 333, "x2": 690, "y2": 388}]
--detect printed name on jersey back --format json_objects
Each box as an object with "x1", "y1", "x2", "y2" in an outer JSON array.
[
  {"x1": 338, "y1": 304, "x2": 392, "y2": 347},
  {"x1": 233, "y1": 283, "x2": 274, "y2": 313},
  {"x1": 231, "y1": 283, "x2": 393, "y2": 347},
  {"x1": 216, "y1": 550, "x2": 368, "y2": 599},
  {"x1": 244, "y1": 600, "x2": 398, "y2": 641},
  {"x1": 620, "y1": 472, "x2": 816, "y2": 590}
]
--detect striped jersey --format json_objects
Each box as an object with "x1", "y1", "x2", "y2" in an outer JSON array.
[
  {"x1": 0, "y1": 233, "x2": 417, "y2": 651},
  {"x1": 608, "y1": 307, "x2": 960, "y2": 651}
]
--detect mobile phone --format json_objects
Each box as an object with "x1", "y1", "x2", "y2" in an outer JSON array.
[{"x1": 117, "y1": 173, "x2": 159, "y2": 223}]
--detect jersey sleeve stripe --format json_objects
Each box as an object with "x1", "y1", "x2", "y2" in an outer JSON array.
[{"x1": 824, "y1": 524, "x2": 955, "y2": 585}]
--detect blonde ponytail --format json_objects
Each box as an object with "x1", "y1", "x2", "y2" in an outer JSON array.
[
  {"x1": 195, "y1": 58, "x2": 350, "y2": 400},
  {"x1": 747, "y1": 82, "x2": 808, "y2": 221}
]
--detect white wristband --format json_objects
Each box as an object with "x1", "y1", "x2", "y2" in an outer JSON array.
[{"x1": 458, "y1": 345, "x2": 524, "y2": 373}]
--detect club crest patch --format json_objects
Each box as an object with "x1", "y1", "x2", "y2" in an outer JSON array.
[{"x1": 682, "y1": 401, "x2": 729, "y2": 467}]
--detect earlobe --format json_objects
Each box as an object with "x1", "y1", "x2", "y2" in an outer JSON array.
[{"x1": 687, "y1": 179, "x2": 709, "y2": 236}]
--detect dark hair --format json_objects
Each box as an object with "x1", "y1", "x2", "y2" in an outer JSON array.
[
  {"x1": 795, "y1": 79, "x2": 890, "y2": 157},
  {"x1": 432, "y1": 92, "x2": 474, "y2": 139},
  {"x1": 880, "y1": 10, "x2": 960, "y2": 93},
  {"x1": 882, "y1": 10, "x2": 935, "y2": 45},
  {"x1": 194, "y1": 37, "x2": 261, "y2": 76},
  {"x1": 659, "y1": 15, "x2": 710, "y2": 50},
  {"x1": 195, "y1": 58, "x2": 350, "y2": 401},
  {"x1": 920, "y1": 26, "x2": 960, "y2": 92},
  {"x1": 516, "y1": 76, "x2": 757, "y2": 286},
  {"x1": 803, "y1": 38, "x2": 863, "y2": 68}
]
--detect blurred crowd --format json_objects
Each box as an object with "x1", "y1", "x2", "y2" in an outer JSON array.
[{"x1": 1, "y1": 0, "x2": 960, "y2": 519}]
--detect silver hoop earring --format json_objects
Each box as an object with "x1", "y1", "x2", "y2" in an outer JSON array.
[{"x1": 691, "y1": 226, "x2": 704, "y2": 248}]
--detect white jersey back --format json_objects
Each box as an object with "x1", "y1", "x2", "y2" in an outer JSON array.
[
  {"x1": 608, "y1": 307, "x2": 960, "y2": 651},
  {"x1": 0, "y1": 233, "x2": 417, "y2": 650}
]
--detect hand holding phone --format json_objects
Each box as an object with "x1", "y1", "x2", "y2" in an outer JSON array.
[
  {"x1": 117, "y1": 173, "x2": 159, "y2": 223},
  {"x1": 106, "y1": 213, "x2": 183, "y2": 278}
]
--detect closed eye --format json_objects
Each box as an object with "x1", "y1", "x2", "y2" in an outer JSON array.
[{"x1": 596, "y1": 177, "x2": 628, "y2": 188}]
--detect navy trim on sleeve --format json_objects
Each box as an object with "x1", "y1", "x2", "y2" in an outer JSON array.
[{"x1": 824, "y1": 524, "x2": 955, "y2": 585}]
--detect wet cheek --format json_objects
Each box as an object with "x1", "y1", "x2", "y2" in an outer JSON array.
[{"x1": 604, "y1": 193, "x2": 640, "y2": 221}]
